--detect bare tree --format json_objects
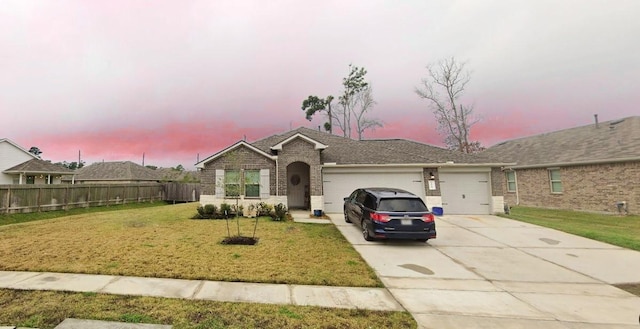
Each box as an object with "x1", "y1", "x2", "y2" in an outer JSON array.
[
  {"x1": 415, "y1": 57, "x2": 481, "y2": 153},
  {"x1": 353, "y1": 86, "x2": 382, "y2": 140},
  {"x1": 336, "y1": 64, "x2": 368, "y2": 138}
]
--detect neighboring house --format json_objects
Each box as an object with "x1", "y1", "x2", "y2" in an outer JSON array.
[
  {"x1": 483, "y1": 116, "x2": 640, "y2": 215},
  {"x1": 69, "y1": 161, "x2": 162, "y2": 184},
  {"x1": 156, "y1": 167, "x2": 201, "y2": 183},
  {"x1": 196, "y1": 127, "x2": 509, "y2": 214},
  {"x1": 1, "y1": 138, "x2": 73, "y2": 184}
]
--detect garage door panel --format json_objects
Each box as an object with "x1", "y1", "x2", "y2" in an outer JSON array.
[
  {"x1": 323, "y1": 171, "x2": 424, "y2": 213},
  {"x1": 439, "y1": 172, "x2": 490, "y2": 214}
]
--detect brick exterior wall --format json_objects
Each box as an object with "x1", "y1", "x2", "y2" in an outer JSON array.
[
  {"x1": 491, "y1": 167, "x2": 504, "y2": 197},
  {"x1": 506, "y1": 161, "x2": 640, "y2": 214},
  {"x1": 277, "y1": 139, "x2": 322, "y2": 196},
  {"x1": 422, "y1": 168, "x2": 441, "y2": 196},
  {"x1": 200, "y1": 146, "x2": 276, "y2": 196}
]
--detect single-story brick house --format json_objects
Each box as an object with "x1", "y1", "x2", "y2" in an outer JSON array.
[
  {"x1": 196, "y1": 127, "x2": 509, "y2": 214},
  {"x1": 1, "y1": 138, "x2": 73, "y2": 184},
  {"x1": 483, "y1": 116, "x2": 640, "y2": 215}
]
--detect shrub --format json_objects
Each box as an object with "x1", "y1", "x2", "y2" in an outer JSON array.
[
  {"x1": 231, "y1": 204, "x2": 244, "y2": 217},
  {"x1": 272, "y1": 203, "x2": 287, "y2": 221},
  {"x1": 196, "y1": 206, "x2": 206, "y2": 218},
  {"x1": 204, "y1": 204, "x2": 217, "y2": 216},
  {"x1": 219, "y1": 203, "x2": 232, "y2": 218},
  {"x1": 256, "y1": 202, "x2": 273, "y2": 217}
]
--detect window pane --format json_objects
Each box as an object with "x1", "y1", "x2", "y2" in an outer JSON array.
[
  {"x1": 245, "y1": 170, "x2": 260, "y2": 184},
  {"x1": 225, "y1": 170, "x2": 240, "y2": 196},
  {"x1": 225, "y1": 170, "x2": 239, "y2": 183},
  {"x1": 506, "y1": 171, "x2": 515, "y2": 182},
  {"x1": 245, "y1": 185, "x2": 260, "y2": 197},
  {"x1": 551, "y1": 181, "x2": 563, "y2": 193},
  {"x1": 549, "y1": 169, "x2": 561, "y2": 181},
  {"x1": 507, "y1": 182, "x2": 516, "y2": 192}
]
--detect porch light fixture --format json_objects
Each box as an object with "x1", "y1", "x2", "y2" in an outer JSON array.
[{"x1": 429, "y1": 172, "x2": 435, "y2": 180}]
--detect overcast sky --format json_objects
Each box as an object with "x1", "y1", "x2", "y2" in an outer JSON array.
[{"x1": 2, "y1": 0, "x2": 638, "y2": 169}]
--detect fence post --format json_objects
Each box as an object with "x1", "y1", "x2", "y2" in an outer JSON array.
[{"x1": 37, "y1": 187, "x2": 42, "y2": 213}]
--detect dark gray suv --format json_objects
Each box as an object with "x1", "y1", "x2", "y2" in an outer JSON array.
[{"x1": 343, "y1": 188, "x2": 436, "y2": 242}]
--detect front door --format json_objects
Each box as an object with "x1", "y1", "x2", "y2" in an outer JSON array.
[{"x1": 287, "y1": 162, "x2": 310, "y2": 209}]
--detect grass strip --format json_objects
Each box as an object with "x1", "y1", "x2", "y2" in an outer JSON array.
[
  {"x1": 502, "y1": 206, "x2": 640, "y2": 251},
  {"x1": 0, "y1": 289, "x2": 416, "y2": 329},
  {"x1": 0, "y1": 201, "x2": 169, "y2": 226}
]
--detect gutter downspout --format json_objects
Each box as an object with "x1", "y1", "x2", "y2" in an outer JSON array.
[
  {"x1": 514, "y1": 170, "x2": 520, "y2": 205},
  {"x1": 275, "y1": 158, "x2": 279, "y2": 196}
]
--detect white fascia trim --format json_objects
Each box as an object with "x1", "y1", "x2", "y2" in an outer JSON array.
[
  {"x1": 195, "y1": 141, "x2": 277, "y2": 169},
  {"x1": 270, "y1": 133, "x2": 328, "y2": 151},
  {"x1": 506, "y1": 157, "x2": 640, "y2": 170}
]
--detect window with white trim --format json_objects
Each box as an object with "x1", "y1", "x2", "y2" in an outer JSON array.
[
  {"x1": 224, "y1": 170, "x2": 241, "y2": 197},
  {"x1": 506, "y1": 171, "x2": 516, "y2": 192},
  {"x1": 549, "y1": 169, "x2": 562, "y2": 193},
  {"x1": 223, "y1": 169, "x2": 262, "y2": 198},
  {"x1": 244, "y1": 170, "x2": 260, "y2": 198}
]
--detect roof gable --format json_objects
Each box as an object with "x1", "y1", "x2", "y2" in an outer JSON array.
[
  {"x1": 0, "y1": 138, "x2": 39, "y2": 160},
  {"x1": 270, "y1": 133, "x2": 328, "y2": 151},
  {"x1": 484, "y1": 116, "x2": 640, "y2": 167},
  {"x1": 195, "y1": 140, "x2": 276, "y2": 169}
]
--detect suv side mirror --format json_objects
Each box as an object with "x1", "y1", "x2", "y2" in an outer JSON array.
[{"x1": 343, "y1": 197, "x2": 349, "y2": 202}]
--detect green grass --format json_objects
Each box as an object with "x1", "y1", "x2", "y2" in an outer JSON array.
[
  {"x1": 0, "y1": 289, "x2": 416, "y2": 329},
  {"x1": 0, "y1": 201, "x2": 169, "y2": 226},
  {"x1": 502, "y1": 206, "x2": 640, "y2": 251}
]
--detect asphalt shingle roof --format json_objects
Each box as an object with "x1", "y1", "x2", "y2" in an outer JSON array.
[
  {"x1": 483, "y1": 116, "x2": 640, "y2": 167},
  {"x1": 3, "y1": 159, "x2": 74, "y2": 174},
  {"x1": 250, "y1": 127, "x2": 495, "y2": 165},
  {"x1": 74, "y1": 161, "x2": 161, "y2": 181}
]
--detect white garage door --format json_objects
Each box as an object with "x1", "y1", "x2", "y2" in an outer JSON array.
[
  {"x1": 322, "y1": 170, "x2": 424, "y2": 213},
  {"x1": 439, "y1": 172, "x2": 490, "y2": 214}
]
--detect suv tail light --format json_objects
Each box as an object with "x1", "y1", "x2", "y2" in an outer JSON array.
[
  {"x1": 421, "y1": 213, "x2": 435, "y2": 223},
  {"x1": 371, "y1": 212, "x2": 391, "y2": 223}
]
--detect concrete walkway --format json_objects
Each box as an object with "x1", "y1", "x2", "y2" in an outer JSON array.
[
  {"x1": 332, "y1": 213, "x2": 640, "y2": 329},
  {"x1": 0, "y1": 270, "x2": 402, "y2": 312}
]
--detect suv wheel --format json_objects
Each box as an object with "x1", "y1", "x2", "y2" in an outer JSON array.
[{"x1": 362, "y1": 220, "x2": 373, "y2": 241}]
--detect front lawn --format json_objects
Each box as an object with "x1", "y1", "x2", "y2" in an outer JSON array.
[
  {"x1": 502, "y1": 206, "x2": 640, "y2": 251},
  {"x1": 0, "y1": 203, "x2": 381, "y2": 287},
  {"x1": 0, "y1": 289, "x2": 416, "y2": 329}
]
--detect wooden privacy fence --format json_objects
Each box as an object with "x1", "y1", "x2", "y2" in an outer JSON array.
[{"x1": 0, "y1": 183, "x2": 170, "y2": 214}]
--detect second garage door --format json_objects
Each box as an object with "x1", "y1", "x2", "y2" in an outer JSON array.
[
  {"x1": 439, "y1": 172, "x2": 491, "y2": 214},
  {"x1": 322, "y1": 170, "x2": 425, "y2": 213}
]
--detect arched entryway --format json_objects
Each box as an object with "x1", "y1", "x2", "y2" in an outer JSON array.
[{"x1": 286, "y1": 162, "x2": 310, "y2": 209}]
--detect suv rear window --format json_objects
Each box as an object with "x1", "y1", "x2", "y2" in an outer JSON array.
[{"x1": 377, "y1": 198, "x2": 428, "y2": 212}]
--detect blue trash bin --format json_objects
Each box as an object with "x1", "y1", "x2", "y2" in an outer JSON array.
[
  {"x1": 432, "y1": 207, "x2": 443, "y2": 216},
  {"x1": 313, "y1": 209, "x2": 323, "y2": 217}
]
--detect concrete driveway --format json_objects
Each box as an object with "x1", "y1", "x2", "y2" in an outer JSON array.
[{"x1": 332, "y1": 213, "x2": 640, "y2": 329}]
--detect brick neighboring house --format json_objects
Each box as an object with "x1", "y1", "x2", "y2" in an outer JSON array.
[
  {"x1": 483, "y1": 116, "x2": 640, "y2": 214},
  {"x1": 196, "y1": 127, "x2": 509, "y2": 214},
  {"x1": 68, "y1": 161, "x2": 162, "y2": 184},
  {"x1": 1, "y1": 138, "x2": 73, "y2": 184}
]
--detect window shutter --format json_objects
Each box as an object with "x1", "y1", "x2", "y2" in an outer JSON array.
[
  {"x1": 215, "y1": 169, "x2": 224, "y2": 198},
  {"x1": 260, "y1": 169, "x2": 270, "y2": 199}
]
